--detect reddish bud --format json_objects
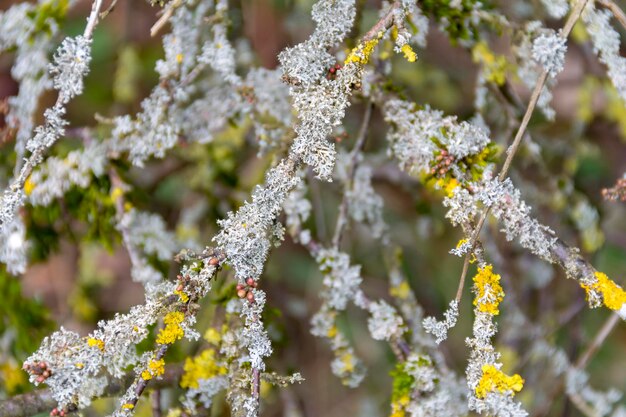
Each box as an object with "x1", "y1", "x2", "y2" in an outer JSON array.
[
  {"x1": 209, "y1": 257, "x2": 219, "y2": 266},
  {"x1": 246, "y1": 277, "x2": 255, "y2": 287},
  {"x1": 237, "y1": 289, "x2": 247, "y2": 298},
  {"x1": 36, "y1": 375, "x2": 45, "y2": 383},
  {"x1": 246, "y1": 291, "x2": 255, "y2": 303}
]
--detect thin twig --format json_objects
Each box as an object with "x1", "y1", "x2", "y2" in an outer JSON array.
[
  {"x1": 532, "y1": 311, "x2": 619, "y2": 417},
  {"x1": 332, "y1": 101, "x2": 373, "y2": 248},
  {"x1": 568, "y1": 393, "x2": 601, "y2": 417},
  {"x1": 455, "y1": 254, "x2": 471, "y2": 303},
  {"x1": 454, "y1": 0, "x2": 589, "y2": 304},
  {"x1": 574, "y1": 312, "x2": 620, "y2": 369},
  {"x1": 84, "y1": 0, "x2": 105, "y2": 38},
  {"x1": 99, "y1": 0, "x2": 119, "y2": 20},
  {"x1": 150, "y1": 0, "x2": 183, "y2": 37},
  {"x1": 252, "y1": 368, "x2": 261, "y2": 401},
  {"x1": 5, "y1": 0, "x2": 105, "y2": 217},
  {"x1": 597, "y1": 0, "x2": 626, "y2": 31},
  {"x1": 360, "y1": 1, "x2": 400, "y2": 44}
]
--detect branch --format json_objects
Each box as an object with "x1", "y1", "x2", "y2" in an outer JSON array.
[
  {"x1": 0, "y1": 368, "x2": 182, "y2": 417},
  {"x1": 332, "y1": 101, "x2": 373, "y2": 248},
  {"x1": 597, "y1": 0, "x2": 626, "y2": 31},
  {"x1": 150, "y1": 0, "x2": 184, "y2": 37},
  {"x1": 455, "y1": 0, "x2": 589, "y2": 302}
]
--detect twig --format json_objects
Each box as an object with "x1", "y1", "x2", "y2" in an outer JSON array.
[
  {"x1": 454, "y1": 0, "x2": 589, "y2": 304},
  {"x1": 360, "y1": 1, "x2": 400, "y2": 44},
  {"x1": 99, "y1": 0, "x2": 119, "y2": 20},
  {"x1": 84, "y1": 0, "x2": 105, "y2": 39},
  {"x1": 331, "y1": 101, "x2": 373, "y2": 248},
  {"x1": 454, "y1": 254, "x2": 471, "y2": 303},
  {"x1": 597, "y1": 0, "x2": 626, "y2": 31},
  {"x1": 150, "y1": 0, "x2": 183, "y2": 37},
  {"x1": 0, "y1": 368, "x2": 182, "y2": 417},
  {"x1": 4, "y1": 0, "x2": 105, "y2": 223},
  {"x1": 574, "y1": 312, "x2": 620, "y2": 369},
  {"x1": 252, "y1": 368, "x2": 261, "y2": 401},
  {"x1": 568, "y1": 393, "x2": 601, "y2": 417},
  {"x1": 532, "y1": 311, "x2": 619, "y2": 417}
]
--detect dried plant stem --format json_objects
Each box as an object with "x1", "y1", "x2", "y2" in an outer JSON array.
[{"x1": 454, "y1": 0, "x2": 589, "y2": 303}]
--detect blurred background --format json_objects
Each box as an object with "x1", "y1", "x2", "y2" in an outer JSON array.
[{"x1": 1, "y1": 0, "x2": 626, "y2": 416}]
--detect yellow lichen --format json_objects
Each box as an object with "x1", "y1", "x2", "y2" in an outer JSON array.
[
  {"x1": 390, "y1": 282, "x2": 411, "y2": 300},
  {"x1": 400, "y1": 44, "x2": 417, "y2": 63},
  {"x1": 87, "y1": 337, "x2": 105, "y2": 351},
  {"x1": 326, "y1": 325, "x2": 338, "y2": 338},
  {"x1": 121, "y1": 403, "x2": 135, "y2": 410},
  {"x1": 471, "y1": 41, "x2": 509, "y2": 86},
  {"x1": 180, "y1": 348, "x2": 227, "y2": 389},
  {"x1": 0, "y1": 362, "x2": 27, "y2": 394},
  {"x1": 344, "y1": 38, "x2": 380, "y2": 65},
  {"x1": 455, "y1": 238, "x2": 476, "y2": 263},
  {"x1": 473, "y1": 265, "x2": 504, "y2": 315},
  {"x1": 390, "y1": 394, "x2": 409, "y2": 417},
  {"x1": 430, "y1": 177, "x2": 459, "y2": 197},
  {"x1": 203, "y1": 327, "x2": 222, "y2": 345},
  {"x1": 142, "y1": 358, "x2": 165, "y2": 381},
  {"x1": 174, "y1": 289, "x2": 189, "y2": 303},
  {"x1": 110, "y1": 186, "x2": 123, "y2": 201},
  {"x1": 24, "y1": 176, "x2": 35, "y2": 196},
  {"x1": 581, "y1": 271, "x2": 626, "y2": 311},
  {"x1": 156, "y1": 311, "x2": 185, "y2": 345},
  {"x1": 339, "y1": 352, "x2": 354, "y2": 373},
  {"x1": 475, "y1": 364, "x2": 524, "y2": 399},
  {"x1": 166, "y1": 409, "x2": 182, "y2": 417}
]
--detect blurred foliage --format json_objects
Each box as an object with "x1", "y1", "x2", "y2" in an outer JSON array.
[{"x1": 0, "y1": 0, "x2": 626, "y2": 416}]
